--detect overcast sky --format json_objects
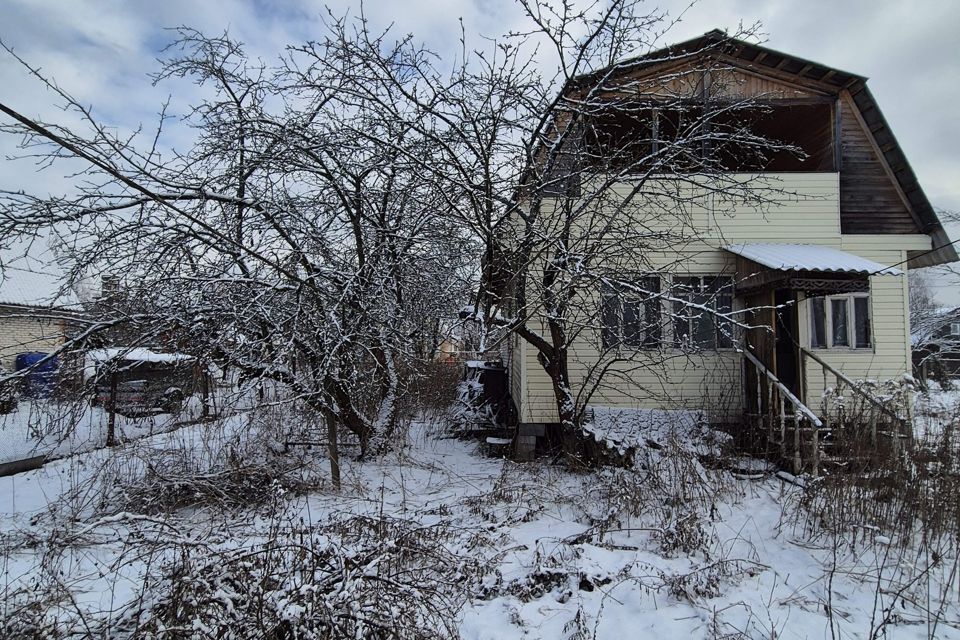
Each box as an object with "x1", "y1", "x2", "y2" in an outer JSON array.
[{"x1": 2, "y1": 0, "x2": 958, "y2": 300}]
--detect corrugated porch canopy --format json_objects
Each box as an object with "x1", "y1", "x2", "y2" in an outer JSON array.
[{"x1": 724, "y1": 243, "x2": 902, "y2": 295}]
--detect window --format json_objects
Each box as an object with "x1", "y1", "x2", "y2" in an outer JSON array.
[
  {"x1": 951, "y1": 322, "x2": 960, "y2": 337},
  {"x1": 672, "y1": 276, "x2": 734, "y2": 349},
  {"x1": 600, "y1": 277, "x2": 662, "y2": 349},
  {"x1": 809, "y1": 294, "x2": 870, "y2": 349}
]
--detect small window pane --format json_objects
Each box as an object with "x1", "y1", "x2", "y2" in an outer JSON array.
[
  {"x1": 831, "y1": 298, "x2": 849, "y2": 347},
  {"x1": 673, "y1": 301, "x2": 690, "y2": 347},
  {"x1": 810, "y1": 298, "x2": 826, "y2": 348},
  {"x1": 642, "y1": 277, "x2": 662, "y2": 347},
  {"x1": 622, "y1": 298, "x2": 644, "y2": 347},
  {"x1": 601, "y1": 291, "x2": 620, "y2": 349},
  {"x1": 672, "y1": 278, "x2": 697, "y2": 347},
  {"x1": 854, "y1": 297, "x2": 870, "y2": 348},
  {"x1": 692, "y1": 292, "x2": 715, "y2": 347},
  {"x1": 716, "y1": 293, "x2": 733, "y2": 348}
]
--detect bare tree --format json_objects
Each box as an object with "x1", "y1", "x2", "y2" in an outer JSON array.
[
  {"x1": 315, "y1": 2, "x2": 793, "y2": 431},
  {"x1": 0, "y1": 27, "x2": 474, "y2": 466},
  {"x1": 1, "y1": 2, "x2": 791, "y2": 453}
]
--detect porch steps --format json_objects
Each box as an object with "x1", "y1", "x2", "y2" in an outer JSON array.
[{"x1": 741, "y1": 347, "x2": 912, "y2": 477}]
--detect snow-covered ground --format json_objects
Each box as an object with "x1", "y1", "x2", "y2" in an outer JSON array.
[
  {"x1": 914, "y1": 380, "x2": 960, "y2": 440},
  {"x1": 2, "y1": 402, "x2": 958, "y2": 638},
  {"x1": 0, "y1": 396, "x2": 209, "y2": 466}
]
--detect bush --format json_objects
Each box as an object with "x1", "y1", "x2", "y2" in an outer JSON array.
[
  {"x1": 410, "y1": 359, "x2": 461, "y2": 417},
  {"x1": 121, "y1": 512, "x2": 484, "y2": 639}
]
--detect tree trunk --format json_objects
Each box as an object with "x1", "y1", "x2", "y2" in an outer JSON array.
[
  {"x1": 325, "y1": 410, "x2": 341, "y2": 490},
  {"x1": 537, "y1": 339, "x2": 577, "y2": 432},
  {"x1": 325, "y1": 376, "x2": 373, "y2": 456}
]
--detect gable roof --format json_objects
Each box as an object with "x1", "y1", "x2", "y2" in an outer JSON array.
[
  {"x1": 0, "y1": 242, "x2": 79, "y2": 309},
  {"x1": 569, "y1": 30, "x2": 956, "y2": 268},
  {"x1": 572, "y1": 29, "x2": 866, "y2": 91},
  {"x1": 0, "y1": 264, "x2": 78, "y2": 308}
]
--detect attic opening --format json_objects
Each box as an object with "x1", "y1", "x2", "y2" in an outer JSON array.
[{"x1": 579, "y1": 100, "x2": 835, "y2": 174}]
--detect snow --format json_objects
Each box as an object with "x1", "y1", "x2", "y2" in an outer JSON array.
[
  {"x1": 0, "y1": 396, "x2": 207, "y2": 465},
  {"x1": 1, "y1": 399, "x2": 959, "y2": 637},
  {"x1": 85, "y1": 347, "x2": 195, "y2": 364},
  {"x1": 465, "y1": 360, "x2": 503, "y2": 370},
  {"x1": 581, "y1": 406, "x2": 729, "y2": 458},
  {"x1": 914, "y1": 380, "x2": 960, "y2": 439},
  {"x1": 724, "y1": 243, "x2": 902, "y2": 276}
]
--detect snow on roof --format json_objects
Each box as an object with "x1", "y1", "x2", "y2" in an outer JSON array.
[
  {"x1": 0, "y1": 240, "x2": 79, "y2": 308},
  {"x1": 0, "y1": 264, "x2": 79, "y2": 308},
  {"x1": 86, "y1": 348, "x2": 195, "y2": 364},
  {"x1": 723, "y1": 243, "x2": 902, "y2": 276}
]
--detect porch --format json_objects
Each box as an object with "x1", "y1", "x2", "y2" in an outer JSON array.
[{"x1": 724, "y1": 243, "x2": 912, "y2": 475}]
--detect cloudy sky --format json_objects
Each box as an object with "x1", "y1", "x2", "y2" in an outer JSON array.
[{"x1": 2, "y1": 0, "x2": 958, "y2": 299}]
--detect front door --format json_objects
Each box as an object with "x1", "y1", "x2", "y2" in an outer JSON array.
[
  {"x1": 743, "y1": 290, "x2": 775, "y2": 416},
  {"x1": 774, "y1": 289, "x2": 801, "y2": 400}
]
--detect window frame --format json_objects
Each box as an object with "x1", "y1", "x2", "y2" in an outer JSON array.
[
  {"x1": 671, "y1": 275, "x2": 735, "y2": 351},
  {"x1": 950, "y1": 322, "x2": 960, "y2": 337},
  {"x1": 808, "y1": 293, "x2": 872, "y2": 350},
  {"x1": 599, "y1": 276, "x2": 663, "y2": 351}
]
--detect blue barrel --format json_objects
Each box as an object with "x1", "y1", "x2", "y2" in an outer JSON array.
[{"x1": 15, "y1": 352, "x2": 59, "y2": 398}]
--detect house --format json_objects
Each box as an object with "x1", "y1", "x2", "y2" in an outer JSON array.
[
  {"x1": 0, "y1": 261, "x2": 82, "y2": 374},
  {"x1": 503, "y1": 31, "x2": 956, "y2": 469},
  {"x1": 912, "y1": 307, "x2": 960, "y2": 382}
]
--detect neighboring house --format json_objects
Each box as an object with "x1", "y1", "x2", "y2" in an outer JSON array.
[
  {"x1": 912, "y1": 307, "x2": 960, "y2": 381},
  {"x1": 505, "y1": 31, "x2": 956, "y2": 465},
  {"x1": 435, "y1": 338, "x2": 460, "y2": 363},
  {"x1": 0, "y1": 262, "x2": 82, "y2": 372}
]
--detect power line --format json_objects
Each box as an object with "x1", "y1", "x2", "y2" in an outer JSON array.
[{"x1": 865, "y1": 234, "x2": 960, "y2": 277}]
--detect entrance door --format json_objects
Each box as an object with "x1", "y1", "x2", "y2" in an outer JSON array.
[
  {"x1": 743, "y1": 290, "x2": 775, "y2": 416},
  {"x1": 774, "y1": 289, "x2": 801, "y2": 400}
]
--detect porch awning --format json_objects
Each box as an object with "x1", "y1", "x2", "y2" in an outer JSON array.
[{"x1": 723, "y1": 244, "x2": 902, "y2": 276}]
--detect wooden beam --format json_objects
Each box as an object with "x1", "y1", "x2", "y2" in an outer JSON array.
[{"x1": 834, "y1": 98, "x2": 842, "y2": 173}]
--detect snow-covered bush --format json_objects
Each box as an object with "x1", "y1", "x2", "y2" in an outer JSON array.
[
  {"x1": 123, "y1": 512, "x2": 485, "y2": 639},
  {"x1": 451, "y1": 370, "x2": 495, "y2": 430},
  {"x1": 572, "y1": 406, "x2": 731, "y2": 469}
]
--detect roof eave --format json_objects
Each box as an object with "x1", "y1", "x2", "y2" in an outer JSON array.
[{"x1": 908, "y1": 227, "x2": 959, "y2": 268}]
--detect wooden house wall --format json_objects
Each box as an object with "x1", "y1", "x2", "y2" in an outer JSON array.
[
  {"x1": 510, "y1": 51, "x2": 941, "y2": 425},
  {"x1": 838, "y1": 93, "x2": 920, "y2": 234}
]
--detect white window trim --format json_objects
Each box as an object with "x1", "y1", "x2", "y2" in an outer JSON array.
[
  {"x1": 950, "y1": 322, "x2": 960, "y2": 337},
  {"x1": 809, "y1": 293, "x2": 872, "y2": 350}
]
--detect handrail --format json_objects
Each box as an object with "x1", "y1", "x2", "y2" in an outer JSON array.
[
  {"x1": 800, "y1": 347, "x2": 904, "y2": 424},
  {"x1": 740, "y1": 348, "x2": 823, "y2": 427}
]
